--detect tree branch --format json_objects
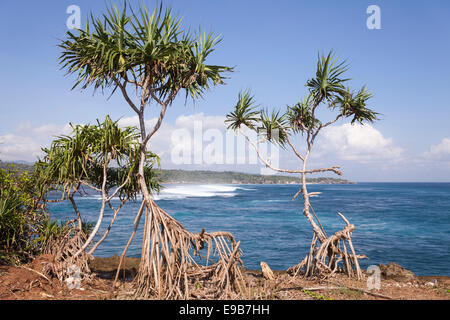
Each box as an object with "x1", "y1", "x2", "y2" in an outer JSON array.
[
  {"x1": 142, "y1": 103, "x2": 168, "y2": 146},
  {"x1": 79, "y1": 180, "x2": 102, "y2": 193},
  {"x1": 311, "y1": 114, "x2": 343, "y2": 144},
  {"x1": 141, "y1": 86, "x2": 182, "y2": 146},
  {"x1": 275, "y1": 120, "x2": 304, "y2": 161},
  {"x1": 239, "y1": 126, "x2": 303, "y2": 174},
  {"x1": 106, "y1": 175, "x2": 130, "y2": 201},
  {"x1": 113, "y1": 78, "x2": 140, "y2": 114},
  {"x1": 239, "y1": 126, "x2": 342, "y2": 176},
  {"x1": 88, "y1": 197, "x2": 128, "y2": 255}
]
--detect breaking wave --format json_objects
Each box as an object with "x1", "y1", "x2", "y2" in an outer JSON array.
[
  {"x1": 154, "y1": 184, "x2": 240, "y2": 200},
  {"x1": 74, "y1": 184, "x2": 252, "y2": 201}
]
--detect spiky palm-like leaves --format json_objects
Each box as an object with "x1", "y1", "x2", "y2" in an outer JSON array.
[
  {"x1": 306, "y1": 50, "x2": 349, "y2": 103},
  {"x1": 228, "y1": 52, "x2": 377, "y2": 138},
  {"x1": 225, "y1": 91, "x2": 288, "y2": 146},
  {"x1": 257, "y1": 109, "x2": 289, "y2": 147},
  {"x1": 331, "y1": 86, "x2": 379, "y2": 124},
  {"x1": 40, "y1": 116, "x2": 158, "y2": 199},
  {"x1": 39, "y1": 116, "x2": 161, "y2": 258},
  {"x1": 225, "y1": 90, "x2": 260, "y2": 131},
  {"x1": 59, "y1": 2, "x2": 231, "y2": 102},
  {"x1": 286, "y1": 94, "x2": 321, "y2": 134}
]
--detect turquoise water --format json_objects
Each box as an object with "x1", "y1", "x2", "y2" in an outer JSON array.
[{"x1": 47, "y1": 183, "x2": 450, "y2": 276}]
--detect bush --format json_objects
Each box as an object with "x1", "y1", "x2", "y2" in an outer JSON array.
[{"x1": 0, "y1": 165, "x2": 58, "y2": 264}]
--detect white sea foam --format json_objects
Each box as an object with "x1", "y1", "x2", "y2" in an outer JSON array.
[
  {"x1": 76, "y1": 184, "x2": 243, "y2": 201},
  {"x1": 154, "y1": 184, "x2": 239, "y2": 200},
  {"x1": 78, "y1": 195, "x2": 103, "y2": 200}
]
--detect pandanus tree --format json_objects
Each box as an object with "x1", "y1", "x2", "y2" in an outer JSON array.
[
  {"x1": 38, "y1": 116, "x2": 160, "y2": 279},
  {"x1": 58, "y1": 2, "x2": 244, "y2": 298},
  {"x1": 226, "y1": 51, "x2": 378, "y2": 279}
]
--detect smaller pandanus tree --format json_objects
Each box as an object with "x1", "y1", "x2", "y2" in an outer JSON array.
[
  {"x1": 38, "y1": 115, "x2": 161, "y2": 280},
  {"x1": 226, "y1": 51, "x2": 379, "y2": 279}
]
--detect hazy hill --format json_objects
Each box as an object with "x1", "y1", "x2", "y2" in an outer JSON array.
[{"x1": 0, "y1": 161, "x2": 352, "y2": 184}]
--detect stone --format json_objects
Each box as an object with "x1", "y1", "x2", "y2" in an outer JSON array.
[
  {"x1": 378, "y1": 262, "x2": 416, "y2": 281},
  {"x1": 260, "y1": 261, "x2": 275, "y2": 280}
]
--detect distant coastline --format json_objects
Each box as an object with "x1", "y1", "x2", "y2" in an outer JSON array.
[
  {"x1": 159, "y1": 169, "x2": 353, "y2": 185},
  {"x1": 0, "y1": 161, "x2": 353, "y2": 185}
]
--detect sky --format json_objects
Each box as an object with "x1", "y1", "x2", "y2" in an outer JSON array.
[{"x1": 0, "y1": 0, "x2": 449, "y2": 182}]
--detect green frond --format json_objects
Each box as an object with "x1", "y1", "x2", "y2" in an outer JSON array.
[
  {"x1": 285, "y1": 94, "x2": 321, "y2": 133},
  {"x1": 331, "y1": 86, "x2": 379, "y2": 124},
  {"x1": 40, "y1": 115, "x2": 148, "y2": 197},
  {"x1": 225, "y1": 89, "x2": 260, "y2": 131},
  {"x1": 257, "y1": 109, "x2": 289, "y2": 147},
  {"x1": 306, "y1": 50, "x2": 349, "y2": 104},
  {"x1": 58, "y1": 0, "x2": 232, "y2": 104}
]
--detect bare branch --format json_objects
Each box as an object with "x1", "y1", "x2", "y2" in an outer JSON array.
[
  {"x1": 142, "y1": 103, "x2": 168, "y2": 146},
  {"x1": 79, "y1": 180, "x2": 102, "y2": 192},
  {"x1": 311, "y1": 114, "x2": 343, "y2": 144},
  {"x1": 275, "y1": 120, "x2": 305, "y2": 161},
  {"x1": 239, "y1": 126, "x2": 342, "y2": 176},
  {"x1": 239, "y1": 126, "x2": 303, "y2": 174},
  {"x1": 306, "y1": 166, "x2": 342, "y2": 176},
  {"x1": 106, "y1": 175, "x2": 130, "y2": 201},
  {"x1": 113, "y1": 78, "x2": 140, "y2": 114},
  {"x1": 74, "y1": 158, "x2": 109, "y2": 258},
  {"x1": 88, "y1": 198, "x2": 128, "y2": 255}
]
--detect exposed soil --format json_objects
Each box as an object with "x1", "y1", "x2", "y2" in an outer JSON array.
[
  {"x1": 0, "y1": 255, "x2": 111, "y2": 300},
  {"x1": 0, "y1": 255, "x2": 449, "y2": 300}
]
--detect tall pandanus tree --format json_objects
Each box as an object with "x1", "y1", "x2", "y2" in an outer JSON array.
[
  {"x1": 58, "y1": 2, "x2": 244, "y2": 299},
  {"x1": 226, "y1": 51, "x2": 379, "y2": 279}
]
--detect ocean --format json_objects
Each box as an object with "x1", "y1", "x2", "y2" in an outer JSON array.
[{"x1": 47, "y1": 183, "x2": 450, "y2": 276}]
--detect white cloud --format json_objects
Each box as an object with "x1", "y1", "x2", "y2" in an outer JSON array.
[
  {"x1": 117, "y1": 115, "x2": 156, "y2": 132},
  {"x1": 0, "y1": 134, "x2": 43, "y2": 162},
  {"x1": 175, "y1": 113, "x2": 226, "y2": 131},
  {"x1": 423, "y1": 138, "x2": 450, "y2": 161},
  {"x1": 0, "y1": 113, "x2": 228, "y2": 164},
  {"x1": 1, "y1": 122, "x2": 77, "y2": 162},
  {"x1": 32, "y1": 123, "x2": 73, "y2": 137},
  {"x1": 313, "y1": 123, "x2": 403, "y2": 162}
]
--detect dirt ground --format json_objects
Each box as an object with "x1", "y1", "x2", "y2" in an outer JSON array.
[{"x1": 0, "y1": 255, "x2": 449, "y2": 300}]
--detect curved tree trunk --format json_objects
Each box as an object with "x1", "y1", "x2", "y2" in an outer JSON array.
[
  {"x1": 130, "y1": 112, "x2": 245, "y2": 299},
  {"x1": 88, "y1": 199, "x2": 127, "y2": 255},
  {"x1": 74, "y1": 162, "x2": 109, "y2": 258},
  {"x1": 289, "y1": 148, "x2": 365, "y2": 279}
]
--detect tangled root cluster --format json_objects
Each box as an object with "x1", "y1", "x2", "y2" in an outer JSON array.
[
  {"x1": 42, "y1": 220, "x2": 92, "y2": 283},
  {"x1": 288, "y1": 213, "x2": 366, "y2": 279},
  {"x1": 133, "y1": 200, "x2": 245, "y2": 299}
]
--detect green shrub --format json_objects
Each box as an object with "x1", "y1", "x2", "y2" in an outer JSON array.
[{"x1": 0, "y1": 165, "x2": 52, "y2": 264}]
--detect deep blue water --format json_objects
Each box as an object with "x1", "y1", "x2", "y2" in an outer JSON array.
[{"x1": 47, "y1": 183, "x2": 450, "y2": 276}]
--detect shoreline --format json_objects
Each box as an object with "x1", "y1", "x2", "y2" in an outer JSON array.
[{"x1": 89, "y1": 255, "x2": 450, "y2": 279}]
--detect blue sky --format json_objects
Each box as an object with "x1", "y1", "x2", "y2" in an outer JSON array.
[{"x1": 0, "y1": 0, "x2": 449, "y2": 181}]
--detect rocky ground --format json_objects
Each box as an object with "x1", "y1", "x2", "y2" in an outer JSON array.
[{"x1": 0, "y1": 255, "x2": 448, "y2": 300}]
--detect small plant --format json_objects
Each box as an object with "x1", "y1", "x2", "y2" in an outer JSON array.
[
  {"x1": 334, "y1": 288, "x2": 363, "y2": 299},
  {"x1": 30, "y1": 218, "x2": 65, "y2": 250},
  {"x1": 81, "y1": 220, "x2": 95, "y2": 236},
  {"x1": 301, "y1": 289, "x2": 334, "y2": 300}
]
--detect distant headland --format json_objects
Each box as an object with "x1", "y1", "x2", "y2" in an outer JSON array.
[
  {"x1": 0, "y1": 161, "x2": 353, "y2": 185},
  {"x1": 159, "y1": 169, "x2": 353, "y2": 185}
]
